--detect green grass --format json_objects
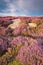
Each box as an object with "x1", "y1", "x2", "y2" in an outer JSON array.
[{"x1": 8, "y1": 59, "x2": 22, "y2": 65}]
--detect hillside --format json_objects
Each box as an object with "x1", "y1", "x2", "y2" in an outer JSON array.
[{"x1": 0, "y1": 16, "x2": 43, "y2": 65}]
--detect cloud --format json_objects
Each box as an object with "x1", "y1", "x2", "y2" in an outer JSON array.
[
  {"x1": 0, "y1": 0, "x2": 28, "y2": 16},
  {"x1": 4, "y1": 0, "x2": 16, "y2": 12},
  {"x1": 0, "y1": 0, "x2": 43, "y2": 16},
  {"x1": 0, "y1": 12, "x2": 27, "y2": 16}
]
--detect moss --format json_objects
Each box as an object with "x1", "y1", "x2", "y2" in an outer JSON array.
[
  {"x1": 8, "y1": 59, "x2": 22, "y2": 65},
  {"x1": 14, "y1": 42, "x2": 22, "y2": 55}
]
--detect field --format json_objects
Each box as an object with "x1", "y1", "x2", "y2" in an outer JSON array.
[{"x1": 0, "y1": 16, "x2": 43, "y2": 65}]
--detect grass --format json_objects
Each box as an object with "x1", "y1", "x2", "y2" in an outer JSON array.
[{"x1": 8, "y1": 59, "x2": 22, "y2": 65}]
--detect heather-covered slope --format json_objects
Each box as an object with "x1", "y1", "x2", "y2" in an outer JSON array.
[{"x1": 0, "y1": 17, "x2": 43, "y2": 65}]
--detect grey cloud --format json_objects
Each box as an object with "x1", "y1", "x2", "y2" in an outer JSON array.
[
  {"x1": 10, "y1": 0, "x2": 43, "y2": 13},
  {"x1": 0, "y1": 0, "x2": 43, "y2": 16}
]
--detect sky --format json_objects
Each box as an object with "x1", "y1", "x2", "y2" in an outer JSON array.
[{"x1": 0, "y1": 0, "x2": 43, "y2": 16}]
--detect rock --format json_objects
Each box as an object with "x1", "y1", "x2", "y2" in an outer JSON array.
[
  {"x1": 8, "y1": 19, "x2": 21, "y2": 29},
  {"x1": 28, "y1": 23, "x2": 37, "y2": 28}
]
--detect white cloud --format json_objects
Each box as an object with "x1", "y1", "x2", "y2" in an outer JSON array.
[
  {"x1": 7, "y1": 3, "x2": 16, "y2": 13},
  {"x1": 4, "y1": 0, "x2": 10, "y2": 3},
  {"x1": 1, "y1": 0, "x2": 28, "y2": 16},
  {"x1": 0, "y1": 12, "x2": 16, "y2": 16},
  {"x1": 0, "y1": 12, "x2": 27, "y2": 16},
  {"x1": 4, "y1": 0, "x2": 17, "y2": 13},
  {"x1": 1, "y1": 0, "x2": 43, "y2": 16}
]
